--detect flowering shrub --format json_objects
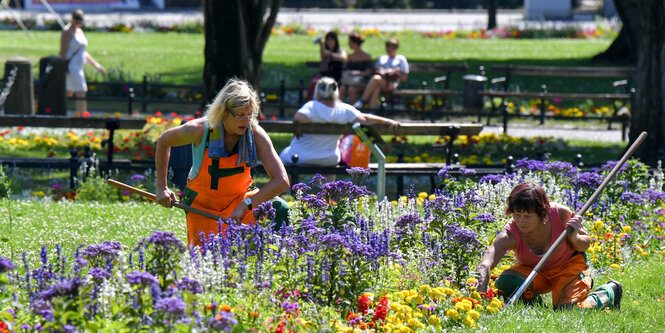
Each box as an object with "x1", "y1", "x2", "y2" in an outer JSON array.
[{"x1": 1, "y1": 158, "x2": 664, "y2": 331}]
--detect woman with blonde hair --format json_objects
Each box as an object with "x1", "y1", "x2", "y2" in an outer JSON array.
[
  {"x1": 156, "y1": 78, "x2": 290, "y2": 247},
  {"x1": 59, "y1": 9, "x2": 105, "y2": 114}
]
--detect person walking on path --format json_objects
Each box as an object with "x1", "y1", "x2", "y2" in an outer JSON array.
[
  {"x1": 155, "y1": 79, "x2": 290, "y2": 248},
  {"x1": 475, "y1": 182, "x2": 622, "y2": 310},
  {"x1": 59, "y1": 9, "x2": 105, "y2": 115}
]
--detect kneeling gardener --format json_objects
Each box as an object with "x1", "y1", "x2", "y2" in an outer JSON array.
[{"x1": 475, "y1": 182, "x2": 622, "y2": 309}]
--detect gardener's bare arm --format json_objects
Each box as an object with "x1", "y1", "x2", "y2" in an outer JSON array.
[
  {"x1": 228, "y1": 124, "x2": 289, "y2": 222},
  {"x1": 155, "y1": 118, "x2": 204, "y2": 208},
  {"x1": 475, "y1": 229, "x2": 515, "y2": 293},
  {"x1": 559, "y1": 206, "x2": 591, "y2": 252}
]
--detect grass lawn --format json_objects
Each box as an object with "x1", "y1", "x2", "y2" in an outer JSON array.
[
  {"x1": 1, "y1": 199, "x2": 664, "y2": 330},
  {"x1": 1, "y1": 30, "x2": 616, "y2": 92}
]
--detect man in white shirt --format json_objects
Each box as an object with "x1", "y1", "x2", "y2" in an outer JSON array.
[
  {"x1": 353, "y1": 37, "x2": 409, "y2": 110},
  {"x1": 280, "y1": 77, "x2": 399, "y2": 166}
]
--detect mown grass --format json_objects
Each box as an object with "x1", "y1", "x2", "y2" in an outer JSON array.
[
  {"x1": 1, "y1": 30, "x2": 616, "y2": 92},
  {"x1": 2, "y1": 199, "x2": 664, "y2": 331}
]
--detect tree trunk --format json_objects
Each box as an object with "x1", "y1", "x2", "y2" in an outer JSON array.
[
  {"x1": 487, "y1": 0, "x2": 497, "y2": 30},
  {"x1": 592, "y1": 0, "x2": 640, "y2": 63},
  {"x1": 202, "y1": 0, "x2": 282, "y2": 105},
  {"x1": 627, "y1": 0, "x2": 665, "y2": 165}
]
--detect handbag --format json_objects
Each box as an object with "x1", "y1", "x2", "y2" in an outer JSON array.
[{"x1": 339, "y1": 134, "x2": 370, "y2": 168}]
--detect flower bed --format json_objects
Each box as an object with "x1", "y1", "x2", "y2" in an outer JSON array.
[{"x1": 1, "y1": 159, "x2": 664, "y2": 331}]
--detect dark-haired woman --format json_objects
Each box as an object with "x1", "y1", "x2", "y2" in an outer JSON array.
[
  {"x1": 307, "y1": 31, "x2": 347, "y2": 100},
  {"x1": 340, "y1": 32, "x2": 373, "y2": 104},
  {"x1": 475, "y1": 182, "x2": 622, "y2": 310}
]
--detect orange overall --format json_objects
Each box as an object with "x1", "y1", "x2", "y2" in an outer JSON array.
[{"x1": 181, "y1": 132, "x2": 258, "y2": 248}]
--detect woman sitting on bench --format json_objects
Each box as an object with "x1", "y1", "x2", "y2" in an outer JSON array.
[
  {"x1": 280, "y1": 77, "x2": 399, "y2": 166},
  {"x1": 353, "y1": 37, "x2": 409, "y2": 110}
]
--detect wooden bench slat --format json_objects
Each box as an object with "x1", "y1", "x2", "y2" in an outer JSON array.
[
  {"x1": 390, "y1": 89, "x2": 462, "y2": 97},
  {"x1": 491, "y1": 65, "x2": 636, "y2": 78},
  {"x1": 479, "y1": 91, "x2": 631, "y2": 101},
  {"x1": 257, "y1": 121, "x2": 482, "y2": 137},
  {"x1": 0, "y1": 115, "x2": 146, "y2": 129}
]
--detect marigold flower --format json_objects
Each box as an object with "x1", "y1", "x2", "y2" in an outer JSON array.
[
  {"x1": 445, "y1": 309, "x2": 459, "y2": 320},
  {"x1": 462, "y1": 316, "x2": 476, "y2": 327},
  {"x1": 467, "y1": 309, "x2": 480, "y2": 320}
]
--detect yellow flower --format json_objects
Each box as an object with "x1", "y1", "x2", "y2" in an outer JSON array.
[
  {"x1": 428, "y1": 194, "x2": 436, "y2": 201},
  {"x1": 610, "y1": 263, "x2": 620, "y2": 269},
  {"x1": 594, "y1": 220, "x2": 604, "y2": 230},
  {"x1": 622, "y1": 225, "x2": 632, "y2": 233},
  {"x1": 445, "y1": 309, "x2": 459, "y2": 320},
  {"x1": 418, "y1": 192, "x2": 428, "y2": 199},
  {"x1": 467, "y1": 309, "x2": 480, "y2": 320},
  {"x1": 471, "y1": 291, "x2": 481, "y2": 301},
  {"x1": 420, "y1": 285, "x2": 430, "y2": 292},
  {"x1": 442, "y1": 287, "x2": 454, "y2": 296},
  {"x1": 491, "y1": 298, "x2": 503, "y2": 308},
  {"x1": 31, "y1": 191, "x2": 45, "y2": 197},
  {"x1": 586, "y1": 247, "x2": 595, "y2": 254},
  {"x1": 462, "y1": 316, "x2": 476, "y2": 327},
  {"x1": 428, "y1": 315, "x2": 440, "y2": 326}
]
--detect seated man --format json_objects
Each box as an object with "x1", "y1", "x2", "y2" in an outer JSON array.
[
  {"x1": 353, "y1": 37, "x2": 409, "y2": 110},
  {"x1": 280, "y1": 77, "x2": 399, "y2": 166}
]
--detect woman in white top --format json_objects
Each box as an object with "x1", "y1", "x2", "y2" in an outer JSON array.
[
  {"x1": 354, "y1": 37, "x2": 409, "y2": 110},
  {"x1": 280, "y1": 77, "x2": 399, "y2": 166},
  {"x1": 59, "y1": 9, "x2": 105, "y2": 114}
]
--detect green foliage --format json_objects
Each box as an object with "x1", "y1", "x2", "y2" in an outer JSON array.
[{"x1": 0, "y1": 165, "x2": 12, "y2": 198}]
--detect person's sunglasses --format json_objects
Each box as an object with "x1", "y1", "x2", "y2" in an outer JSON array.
[{"x1": 227, "y1": 108, "x2": 253, "y2": 120}]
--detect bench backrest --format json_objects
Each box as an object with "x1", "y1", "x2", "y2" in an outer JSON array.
[
  {"x1": 258, "y1": 120, "x2": 482, "y2": 137},
  {"x1": 306, "y1": 61, "x2": 468, "y2": 73},
  {"x1": 492, "y1": 65, "x2": 636, "y2": 78}
]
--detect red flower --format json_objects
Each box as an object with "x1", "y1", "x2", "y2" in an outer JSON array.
[
  {"x1": 45, "y1": 107, "x2": 52, "y2": 113},
  {"x1": 272, "y1": 115, "x2": 277, "y2": 121},
  {"x1": 358, "y1": 294, "x2": 371, "y2": 315},
  {"x1": 155, "y1": 111, "x2": 163, "y2": 117},
  {"x1": 17, "y1": 126, "x2": 24, "y2": 131},
  {"x1": 372, "y1": 296, "x2": 389, "y2": 322},
  {"x1": 82, "y1": 111, "x2": 91, "y2": 117},
  {"x1": 274, "y1": 321, "x2": 286, "y2": 333}
]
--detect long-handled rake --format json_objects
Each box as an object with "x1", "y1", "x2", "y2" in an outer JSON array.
[
  {"x1": 107, "y1": 179, "x2": 225, "y2": 221},
  {"x1": 505, "y1": 131, "x2": 648, "y2": 308}
]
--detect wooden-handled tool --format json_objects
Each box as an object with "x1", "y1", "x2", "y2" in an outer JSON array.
[{"x1": 107, "y1": 179, "x2": 225, "y2": 221}]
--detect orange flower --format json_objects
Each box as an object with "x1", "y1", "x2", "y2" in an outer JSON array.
[{"x1": 220, "y1": 304, "x2": 232, "y2": 312}]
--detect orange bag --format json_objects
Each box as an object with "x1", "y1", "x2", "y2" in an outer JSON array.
[{"x1": 339, "y1": 134, "x2": 370, "y2": 168}]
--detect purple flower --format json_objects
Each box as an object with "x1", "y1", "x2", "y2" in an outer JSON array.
[
  {"x1": 346, "y1": 167, "x2": 371, "y2": 177},
  {"x1": 459, "y1": 167, "x2": 476, "y2": 176},
  {"x1": 126, "y1": 271, "x2": 160, "y2": 286},
  {"x1": 320, "y1": 180, "x2": 371, "y2": 202},
  {"x1": 63, "y1": 324, "x2": 77, "y2": 333},
  {"x1": 300, "y1": 194, "x2": 328, "y2": 209},
  {"x1": 620, "y1": 191, "x2": 644, "y2": 204},
  {"x1": 0, "y1": 257, "x2": 14, "y2": 273},
  {"x1": 437, "y1": 166, "x2": 455, "y2": 180},
  {"x1": 395, "y1": 213, "x2": 424, "y2": 230},
  {"x1": 253, "y1": 201, "x2": 276, "y2": 221},
  {"x1": 547, "y1": 161, "x2": 576, "y2": 174},
  {"x1": 479, "y1": 174, "x2": 504, "y2": 184},
  {"x1": 576, "y1": 172, "x2": 602, "y2": 188},
  {"x1": 136, "y1": 230, "x2": 185, "y2": 253},
  {"x1": 89, "y1": 267, "x2": 111, "y2": 280},
  {"x1": 444, "y1": 224, "x2": 481, "y2": 246},
  {"x1": 80, "y1": 241, "x2": 123, "y2": 262},
  {"x1": 601, "y1": 160, "x2": 629, "y2": 173},
  {"x1": 177, "y1": 277, "x2": 203, "y2": 294},
  {"x1": 643, "y1": 189, "x2": 665, "y2": 203},
  {"x1": 473, "y1": 213, "x2": 496, "y2": 223},
  {"x1": 130, "y1": 174, "x2": 146, "y2": 181},
  {"x1": 309, "y1": 173, "x2": 327, "y2": 185},
  {"x1": 155, "y1": 296, "x2": 186, "y2": 315},
  {"x1": 51, "y1": 184, "x2": 62, "y2": 190},
  {"x1": 39, "y1": 278, "x2": 81, "y2": 301},
  {"x1": 515, "y1": 158, "x2": 547, "y2": 171},
  {"x1": 291, "y1": 182, "x2": 311, "y2": 194},
  {"x1": 318, "y1": 233, "x2": 347, "y2": 249}
]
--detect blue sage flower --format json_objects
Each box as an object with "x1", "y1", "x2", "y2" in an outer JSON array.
[{"x1": 0, "y1": 257, "x2": 14, "y2": 273}]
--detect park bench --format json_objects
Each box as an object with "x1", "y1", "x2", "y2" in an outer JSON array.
[
  {"x1": 257, "y1": 120, "x2": 483, "y2": 195},
  {"x1": 480, "y1": 65, "x2": 636, "y2": 139}
]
